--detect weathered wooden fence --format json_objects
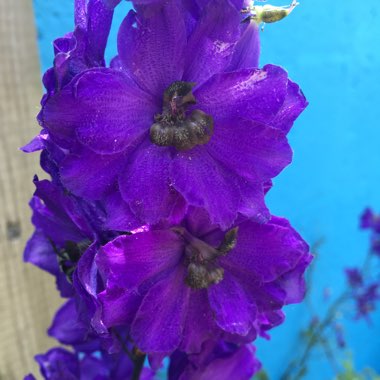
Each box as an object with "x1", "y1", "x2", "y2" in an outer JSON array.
[{"x1": 0, "y1": 1, "x2": 62, "y2": 379}]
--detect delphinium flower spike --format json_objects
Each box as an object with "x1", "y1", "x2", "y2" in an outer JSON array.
[{"x1": 23, "y1": 0, "x2": 311, "y2": 379}]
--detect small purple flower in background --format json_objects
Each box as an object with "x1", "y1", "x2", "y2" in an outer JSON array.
[
  {"x1": 345, "y1": 266, "x2": 379, "y2": 321},
  {"x1": 360, "y1": 208, "x2": 380, "y2": 255},
  {"x1": 345, "y1": 268, "x2": 363, "y2": 288},
  {"x1": 281, "y1": 208, "x2": 380, "y2": 379}
]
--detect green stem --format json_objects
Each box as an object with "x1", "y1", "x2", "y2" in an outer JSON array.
[{"x1": 131, "y1": 353, "x2": 146, "y2": 380}]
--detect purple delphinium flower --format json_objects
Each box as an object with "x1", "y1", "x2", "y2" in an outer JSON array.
[
  {"x1": 26, "y1": 346, "x2": 154, "y2": 380},
  {"x1": 168, "y1": 340, "x2": 261, "y2": 380},
  {"x1": 346, "y1": 267, "x2": 380, "y2": 321},
  {"x1": 360, "y1": 208, "x2": 380, "y2": 255},
  {"x1": 22, "y1": 1, "x2": 312, "y2": 378},
  {"x1": 96, "y1": 207, "x2": 311, "y2": 355},
  {"x1": 37, "y1": 0, "x2": 307, "y2": 229},
  {"x1": 345, "y1": 268, "x2": 363, "y2": 288},
  {"x1": 354, "y1": 283, "x2": 380, "y2": 321},
  {"x1": 360, "y1": 208, "x2": 380, "y2": 231}
]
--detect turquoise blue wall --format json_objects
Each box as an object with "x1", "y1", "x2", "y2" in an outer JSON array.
[{"x1": 33, "y1": 0, "x2": 380, "y2": 378}]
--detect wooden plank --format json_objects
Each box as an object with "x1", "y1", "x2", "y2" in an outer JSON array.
[{"x1": 0, "y1": 1, "x2": 63, "y2": 379}]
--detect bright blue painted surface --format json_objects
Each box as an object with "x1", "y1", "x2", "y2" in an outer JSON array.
[{"x1": 33, "y1": 0, "x2": 380, "y2": 378}]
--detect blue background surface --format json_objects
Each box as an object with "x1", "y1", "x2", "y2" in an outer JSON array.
[{"x1": 33, "y1": 0, "x2": 380, "y2": 378}]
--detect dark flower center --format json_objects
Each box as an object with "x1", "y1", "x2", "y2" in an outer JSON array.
[
  {"x1": 50, "y1": 239, "x2": 91, "y2": 283},
  {"x1": 150, "y1": 81, "x2": 214, "y2": 151},
  {"x1": 172, "y1": 227, "x2": 239, "y2": 289}
]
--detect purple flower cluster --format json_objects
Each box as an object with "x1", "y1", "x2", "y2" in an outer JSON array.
[
  {"x1": 360, "y1": 208, "x2": 380, "y2": 255},
  {"x1": 343, "y1": 208, "x2": 380, "y2": 321},
  {"x1": 23, "y1": 0, "x2": 311, "y2": 379}
]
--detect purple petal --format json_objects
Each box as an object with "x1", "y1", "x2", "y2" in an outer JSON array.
[
  {"x1": 171, "y1": 147, "x2": 240, "y2": 229},
  {"x1": 183, "y1": 0, "x2": 240, "y2": 86},
  {"x1": 97, "y1": 230, "x2": 183, "y2": 288},
  {"x1": 222, "y1": 217, "x2": 310, "y2": 284},
  {"x1": 101, "y1": 0, "x2": 122, "y2": 8},
  {"x1": 119, "y1": 143, "x2": 180, "y2": 224},
  {"x1": 48, "y1": 298, "x2": 99, "y2": 352},
  {"x1": 41, "y1": 69, "x2": 156, "y2": 154},
  {"x1": 24, "y1": 375, "x2": 36, "y2": 380},
  {"x1": 228, "y1": 22, "x2": 260, "y2": 70},
  {"x1": 31, "y1": 182, "x2": 91, "y2": 244},
  {"x1": 20, "y1": 133, "x2": 47, "y2": 153},
  {"x1": 60, "y1": 146, "x2": 123, "y2": 200},
  {"x1": 238, "y1": 182, "x2": 270, "y2": 223},
  {"x1": 99, "y1": 287, "x2": 142, "y2": 328},
  {"x1": 24, "y1": 230, "x2": 58, "y2": 275},
  {"x1": 79, "y1": 355, "x2": 109, "y2": 379},
  {"x1": 196, "y1": 345, "x2": 261, "y2": 380},
  {"x1": 180, "y1": 290, "x2": 218, "y2": 353},
  {"x1": 195, "y1": 64, "x2": 288, "y2": 124},
  {"x1": 35, "y1": 348, "x2": 79, "y2": 380},
  {"x1": 131, "y1": 267, "x2": 190, "y2": 353},
  {"x1": 249, "y1": 282, "x2": 288, "y2": 313},
  {"x1": 170, "y1": 341, "x2": 261, "y2": 380},
  {"x1": 208, "y1": 271, "x2": 255, "y2": 336},
  {"x1": 207, "y1": 119, "x2": 292, "y2": 182},
  {"x1": 85, "y1": 0, "x2": 114, "y2": 65},
  {"x1": 271, "y1": 80, "x2": 308, "y2": 134},
  {"x1": 104, "y1": 192, "x2": 143, "y2": 231},
  {"x1": 192, "y1": 344, "x2": 260, "y2": 380},
  {"x1": 75, "y1": 0, "x2": 87, "y2": 28},
  {"x1": 277, "y1": 253, "x2": 313, "y2": 304},
  {"x1": 118, "y1": 1, "x2": 186, "y2": 97}
]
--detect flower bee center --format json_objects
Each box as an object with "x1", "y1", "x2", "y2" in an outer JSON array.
[
  {"x1": 172, "y1": 227, "x2": 239, "y2": 289},
  {"x1": 150, "y1": 81, "x2": 214, "y2": 151}
]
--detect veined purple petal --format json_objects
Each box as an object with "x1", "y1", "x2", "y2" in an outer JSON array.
[
  {"x1": 208, "y1": 271, "x2": 255, "y2": 335},
  {"x1": 271, "y1": 80, "x2": 308, "y2": 134},
  {"x1": 171, "y1": 147, "x2": 241, "y2": 229},
  {"x1": 35, "y1": 348, "x2": 79, "y2": 380},
  {"x1": 238, "y1": 181, "x2": 270, "y2": 223},
  {"x1": 180, "y1": 290, "x2": 218, "y2": 353},
  {"x1": 41, "y1": 69, "x2": 156, "y2": 154},
  {"x1": 118, "y1": 0, "x2": 187, "y2": 97},
  {"x1": 119, "y1": 143, "x2": 180, "y2": 224},
  {"x1": 228, "y1": 22, "x2": 260, "y2": 70},
  {"x1": 131, "y1": 267, "x2": 190, "y2": 353},
  {"x1": 86, "y1": 0, "x2": 115, "y2": 66},
  {"x1": 104, "y1": 192, "x2": 142, "y2": 231},
  {"x1": 278, "y1": 253, "x2": 313, "y2": 304},
  {"x1": 195, "y1": 64, "x2": 288, "y2": 124},
  {"x1": 206, "y1": 119, "x2": 292, "y2": 182},
  {"x1": 97, "y1": 230, "x2": 183, "y2": 288},
  {"x1": 169, "y1": 341, "x2": 261, "y2": 380},
  {"x1": 98, "y1": 287, "x2": 142, "y2": 328},
  {"x1": 183, "y1": 0, "x2": 241, "y2": 86},
  {"x1": 60, "y1": 146, "x2": 123, "y2": 200},
  {"x1": 20, "y1": 133, "x2": 47, "y2": 153},
  {"x1": 48, "y1": 298, "x2": 100, "y2": 352},
  {"x1": 222, "y1": 217, "x2": 310, "y2": 284}
]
